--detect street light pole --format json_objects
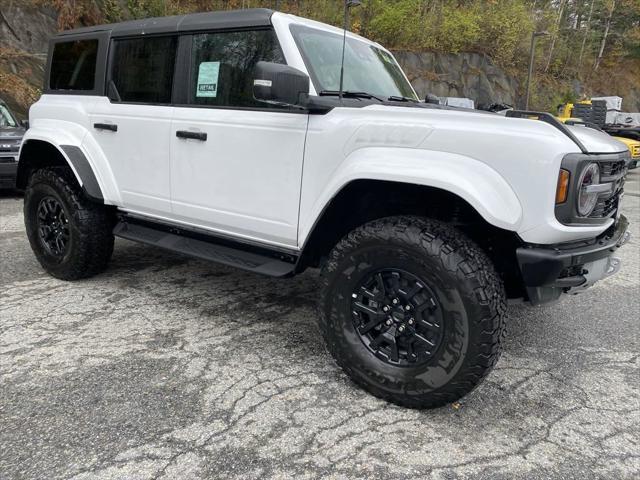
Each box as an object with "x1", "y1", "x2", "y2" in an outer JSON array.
[{"x1": 524, "y1": 31, "x2": 549, "y2": 110}]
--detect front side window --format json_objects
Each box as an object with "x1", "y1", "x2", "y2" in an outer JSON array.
[
  {"x1": 290, "y1": 25, "x2": 417, "y2": 100},
  {"x1": 0, "y1": 105, "x2": 17, "y2": 128},
  {"x1": 50, "y1": 40, "x2": 98, "y2": 91},
  {"x1": 110, "y1": 36, "x2": 177, "y2": 104},
  {"x1": 189, "y1": 29, "x2": 284, "y2": 108}
]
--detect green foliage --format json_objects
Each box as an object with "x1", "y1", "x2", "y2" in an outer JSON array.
[
  {"x1": 33, "y1": 0, "x2": 639, "y2": 110},
  {"x1": 38, "y1": 1, "x2": 639, "y2": 77},
  {"x1": 475, "y1": 1, "x2": 533, "y2": 67},
  {"x1": 439, "y1": 6, "x2": 482, "y2": 53},
  {"x1": 103, "y1": 0, "x2": 124, "y2": 22}
]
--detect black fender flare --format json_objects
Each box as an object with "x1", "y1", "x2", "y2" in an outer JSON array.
[{"x1": 17, "y1": 141, "x2": 104, "y2": 203}]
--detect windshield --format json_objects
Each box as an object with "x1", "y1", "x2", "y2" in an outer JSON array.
[
  {"x1": 290, "y1": 25, "x2": 417, "y2": 100},
  {"x1": 0, "y1": 104, "x2": 17, "y2": 128}
]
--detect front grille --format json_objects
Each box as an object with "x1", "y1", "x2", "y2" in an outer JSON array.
[
  {"x1": 0, "y1": 156, "x2": 15, "y2": 163},
  {"x1": 599, "y1": 160, "x2": 626, "y2": 180},
  {"x1": 591, "y1": 188, "x2": 621, "y2": 218},
  {"x1": 589, "y1": 159, "x2": 626, "y2": 219}
]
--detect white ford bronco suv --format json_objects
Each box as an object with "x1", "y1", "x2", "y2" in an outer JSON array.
[{"x1": 18, "y1": 9, "x2": 631, "y2": 408}]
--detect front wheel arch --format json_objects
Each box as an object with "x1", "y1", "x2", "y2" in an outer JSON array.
[{"x1": 297, "y1": 179, "x2": 526, "y2": 300}]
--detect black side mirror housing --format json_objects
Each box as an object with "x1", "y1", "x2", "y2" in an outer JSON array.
[
  {"x1": 424, "y1": 94, "x2": 441, "y2": 105},
  {"x1": 21, "y1": 119, "x2": 29, "y2": 129},
  {"x1": 253, "y1": 61, "x2": 310, "y2": 107}
]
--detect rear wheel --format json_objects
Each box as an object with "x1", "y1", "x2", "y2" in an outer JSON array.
[
  {"x1": 319, "y1": 216, "x2": 506, "y2": 409},
  {"x1": 24, "y1": 168, "x2": 115, "y2": 280}
]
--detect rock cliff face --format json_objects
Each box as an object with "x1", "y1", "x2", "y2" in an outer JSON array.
[
  {"x1": 394, "y1": 51, "x2": 520, "y2": 107},
  {"x1": 0, "y1": 3, "x2": 56, "y2": 53},
  {"x1": 1, "y1": 4, "x2": 638, "y2": 116},
  {"x1": 0, "y1": 3, "x2": 56, "y2": 118}
]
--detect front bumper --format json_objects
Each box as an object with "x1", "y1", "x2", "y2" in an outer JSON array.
[
  {"x1": 0, "y1": 157, "x2": 18, "y2": 189},
  {"x1": 517, "y1": 215, "x2": 630, "y2": 305}
]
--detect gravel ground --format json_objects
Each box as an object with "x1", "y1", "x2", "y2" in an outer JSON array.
[{"x1": 1, "y1": 170, "x2": 639, "y2": 480}]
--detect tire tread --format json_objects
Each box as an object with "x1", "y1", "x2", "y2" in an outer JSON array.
[
  {"x1": 319, "y1": 215, "x2": 507, "y2": 409},
  {"x1": 24, "y1": 168, "x2": 115, "y2": 280}
]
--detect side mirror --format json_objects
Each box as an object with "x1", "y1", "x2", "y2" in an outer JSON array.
[
  {"x1": 424, "y1": 94, "x2": 441, "y2": 105},
  {"x1": 253, "y1": 61, "x2": 310, "y2": 107},
  {"x1": 21, "y1": 119, "x2": 29, "y2": 129}
]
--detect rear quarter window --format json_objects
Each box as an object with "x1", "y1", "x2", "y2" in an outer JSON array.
[{"x1": 50, "y1": 40, "x2": 99, "y2": 91}]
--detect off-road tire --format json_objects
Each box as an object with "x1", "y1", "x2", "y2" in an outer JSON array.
[
  {"x1": 24, "y1": 168, "x2": 115, "y2": 280},
  {"x1": 319, "y1": 216, "x2": 507, "y2": 409}
]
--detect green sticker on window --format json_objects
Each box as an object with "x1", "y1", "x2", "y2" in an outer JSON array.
[{"x1": 197, "y1": 61, "x2": 220, "y2": 98}]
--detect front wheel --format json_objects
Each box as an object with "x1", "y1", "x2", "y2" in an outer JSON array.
[{"x1": 319, "y1": 216, "x2": 506, "y2": 409}]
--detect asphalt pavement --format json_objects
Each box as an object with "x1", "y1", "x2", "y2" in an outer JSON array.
[{"x1": 1, "y1": 170, "x2": 639, "y2": 480}]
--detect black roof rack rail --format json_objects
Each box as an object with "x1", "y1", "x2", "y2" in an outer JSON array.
[
  {"x1": 563, "y1": 119, "x2": 603, "y2": 131},
  {"x1": 506, "y1": 110, "x2": 588, "y2": 154}
]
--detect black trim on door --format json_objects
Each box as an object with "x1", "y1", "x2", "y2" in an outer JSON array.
[{"x1": 173, "y1": 35, "x2": 192, "y2": 105}]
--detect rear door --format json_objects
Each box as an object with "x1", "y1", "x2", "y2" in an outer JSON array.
[
  {"x1": 88, "y1": 35, "x2": 177, "y2": 216},
  {"x1": 169, "y1": 29, "x2": 308, "y2": 248}
]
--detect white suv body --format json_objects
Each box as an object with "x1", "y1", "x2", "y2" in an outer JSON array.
[{"x1": 18, "y1": 9, "x2": 631, "y2": 408}]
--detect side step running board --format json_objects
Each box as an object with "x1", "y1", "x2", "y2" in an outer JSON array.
[{"x1": 113, "y1": 220, "x2": 297, "y2": 277}]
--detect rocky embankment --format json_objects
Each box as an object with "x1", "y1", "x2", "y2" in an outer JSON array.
[
  {"x1": 395, "y1": 51, "x2": 520, "y2": 107},
  {"x1": 1, "y1": 3, "x2": 638, "y2": 117},
  {"x1": 0, "y1": 2, "x2": 56, "y2": 118}
]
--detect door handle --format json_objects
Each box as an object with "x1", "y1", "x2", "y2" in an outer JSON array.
[
  {"x1": 176, "y1": 130, "x2": 207, "y2": 141},
  {"x1": 94, "y1": 123, "x2": 118, "y2": 132}
]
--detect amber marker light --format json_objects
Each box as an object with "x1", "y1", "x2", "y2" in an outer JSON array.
[{"x1": 556, "y1": 169, "x2": 570, "y2": 204}]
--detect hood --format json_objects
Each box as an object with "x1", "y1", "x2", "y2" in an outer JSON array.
[
  {"x1": 0, "y1": 126, "x2": 26, "y2": 141},
  {"x1": 566, "y1": 124, "x2": 628, "y2": 154}
]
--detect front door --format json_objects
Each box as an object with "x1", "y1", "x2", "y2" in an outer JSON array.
[
  {"x1": 88, "y1": 35, "x2": 177, "y2": 217},
  {"x1": 170, "y1": 29, "x2": 308, "y2": 248}
]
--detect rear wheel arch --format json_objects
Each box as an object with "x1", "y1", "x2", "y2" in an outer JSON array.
[{"x1": 17, "y1": 140, "x2": 104, "y2": 203}]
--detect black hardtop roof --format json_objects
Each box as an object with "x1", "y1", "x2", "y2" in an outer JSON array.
[{"x1": 55, "y1": 8, "x2": 274, "y2": 38}]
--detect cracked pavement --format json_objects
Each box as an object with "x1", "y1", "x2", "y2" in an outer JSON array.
[{"x1": 1, "y1": 169, "x2": 639, "y2": 480}]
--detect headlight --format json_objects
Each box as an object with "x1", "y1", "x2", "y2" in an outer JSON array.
[{"x1": 577, "y1": 163, "x2": 600, "y2": 216}]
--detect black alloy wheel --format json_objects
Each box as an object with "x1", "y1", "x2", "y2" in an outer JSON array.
[
  {"x1": 351, "y1": 269, "x2": 444, "y2": 367},
  {"x1": 36, "y1": 196, "x2": 70, "y2": 257}
]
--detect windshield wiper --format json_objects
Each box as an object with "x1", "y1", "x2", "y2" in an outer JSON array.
[
  {"x1": 388, "y1": 95, "x2": 419, "y2": 103},
  {"x1": 318, "y1": 90, "x2": 385, "y2": 102}
]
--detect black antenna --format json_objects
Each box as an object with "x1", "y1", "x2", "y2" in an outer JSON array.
[{"x1": 338, "y1": 0, "x2": 361, "y2": 104}]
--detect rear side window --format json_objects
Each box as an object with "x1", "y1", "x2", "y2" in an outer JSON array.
[
  {"x1": 110, "y1": 36, "x2": 177, "y2": 104},
  {"x1": 50, "y1": 40, "x2": 98, "y2": 91},
  {"x1": 188, "y1": 29, "x2": 284, "y2": 108}
]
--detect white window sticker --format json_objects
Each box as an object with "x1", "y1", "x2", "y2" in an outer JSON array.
[{"x1": 197, "y1": 61, "x2": 220, "y2": 98}]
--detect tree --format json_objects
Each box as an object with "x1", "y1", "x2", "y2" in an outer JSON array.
[{"x1": 593, "y1": 0, "x2": 616, "y2": 71}]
